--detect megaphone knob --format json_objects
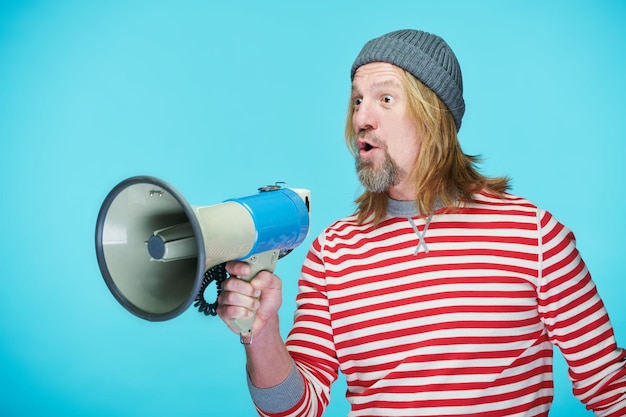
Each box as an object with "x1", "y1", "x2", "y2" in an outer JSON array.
[{"x1": 147, "y1": 235, "x2": 166, "y2": 260}]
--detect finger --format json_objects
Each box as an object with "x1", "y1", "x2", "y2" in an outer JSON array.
[
  {"x1": 218, "y1": 288, "x2": 260, "y2": 310},
  {"x1": 217, "y1": 302, "x2": 257, "y2": 320},
  {"x1": 221, "y1": 276, "x2": 261, "y2": 298},
  {"x1": 216, "y1": 303, "x2": 256, "y2": 334},
  {"x1": 225, "y1": 261, "x2": 251, "y2": 277}
]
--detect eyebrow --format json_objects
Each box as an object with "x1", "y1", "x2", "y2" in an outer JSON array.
[
  {"x1": 352, "y1": 78, "x2": 402, "y2": 94},
  {"x1": 373, "y1": 79, "x2": 401, "y2": 89}
]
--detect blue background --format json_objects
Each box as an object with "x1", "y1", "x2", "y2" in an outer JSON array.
[{"x1": 1, "y1": 1, "x2": 624, "y2": 416}]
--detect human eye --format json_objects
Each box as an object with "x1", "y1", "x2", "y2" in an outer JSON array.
[
  {"x1": 353, "y1": 97, "x2": 363, "y2": 106},
  {"x1": 382, "y1": 95, "x2": 394, "y2": 104}
]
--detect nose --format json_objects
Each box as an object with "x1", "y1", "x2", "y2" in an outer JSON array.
[{"x1": 353, "y1": 100, "x2": 377, "y2": 134}]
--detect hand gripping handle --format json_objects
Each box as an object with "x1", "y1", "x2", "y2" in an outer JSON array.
[{"x1": 229, "y1": 250, "x2": 280, "y2": 344}]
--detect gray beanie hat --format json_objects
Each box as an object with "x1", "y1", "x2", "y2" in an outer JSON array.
[{"x1": 351, "y1": 29, "x2": 465, "y2": 131}]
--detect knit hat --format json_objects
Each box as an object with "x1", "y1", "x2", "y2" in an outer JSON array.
[{"x1": 351, "y1": 29, "x2": 465, "y2": 131}]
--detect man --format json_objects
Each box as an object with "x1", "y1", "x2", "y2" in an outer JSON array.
[{"x1": 217, "y1": 29, "x2": 626, "y2": 416}]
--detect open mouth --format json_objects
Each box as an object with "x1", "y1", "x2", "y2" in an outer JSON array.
[{"x1": 357, "y1": 139, "x2": 377, "y2": 153}]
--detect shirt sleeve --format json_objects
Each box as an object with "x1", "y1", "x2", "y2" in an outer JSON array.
[
  {"x1": 247, "y1": 361, "x2": 305, "y2": 414},
  {"x1": 536, "y1": 209, "x2": 626, "y2": 415}
]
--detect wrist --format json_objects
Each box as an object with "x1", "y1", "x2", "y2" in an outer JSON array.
[
  {"x1": 243, "y1": 313, "x2": 280, "y2": 347},
  {"x1": 244, "y1": 315, "x2": 292, "y2": 388}
]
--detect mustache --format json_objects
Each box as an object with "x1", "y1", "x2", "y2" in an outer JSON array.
[{"x1": 355, "y1": 130, "x2": 385, "y2": 148}]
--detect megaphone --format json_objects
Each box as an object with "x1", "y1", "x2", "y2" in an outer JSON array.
[{"x1": 95, "y1": 176, "x2": 310, "y2": 338}]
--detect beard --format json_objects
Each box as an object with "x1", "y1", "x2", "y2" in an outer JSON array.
[{"x1": 356, "y1": 148, "x2": 402, "y2": 194}]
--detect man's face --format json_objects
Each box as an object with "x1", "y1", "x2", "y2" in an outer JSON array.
[{"x1": 351, "y1": 62, "x2": 421, "y2": 201}]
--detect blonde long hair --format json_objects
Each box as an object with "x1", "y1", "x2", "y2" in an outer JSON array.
[{"x1": 345, "y1": 69, "x2": 510, "y2": 225}]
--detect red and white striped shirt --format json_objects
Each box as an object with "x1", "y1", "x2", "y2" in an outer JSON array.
[{"x1": 256, "y1": 192, "x2": 626, "y2": 416}]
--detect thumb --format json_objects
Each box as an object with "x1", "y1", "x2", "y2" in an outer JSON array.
[
  {"x1": 250, "y1": 270, "x2": 282, "y2": 292},
  {"x1": 249, "y1": 271, "x2": 283, "y2": 326}
]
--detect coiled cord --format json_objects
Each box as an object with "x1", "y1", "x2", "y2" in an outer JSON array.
[{"x1": 194, "y1": 263, "x2": 228, "y2": 316}]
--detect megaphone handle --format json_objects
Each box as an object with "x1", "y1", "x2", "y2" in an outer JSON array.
[{"x1": 229, "y1": 250, "x2": 280, "y2": 344}]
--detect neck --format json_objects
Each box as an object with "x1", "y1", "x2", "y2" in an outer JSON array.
[
  {"x1": 387, "y1": 182, "x2": 415, "y2": 201},
  {"x1": 387, "y1": 197, "x2": 418, "y2": 217},
  {"x1": 386, "y1": 196, "x2": 445, "y2": 217}
]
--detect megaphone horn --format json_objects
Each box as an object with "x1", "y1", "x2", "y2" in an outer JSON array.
[{"x1": 95, "y1": 176, "x2": 310, "y2": 339}]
